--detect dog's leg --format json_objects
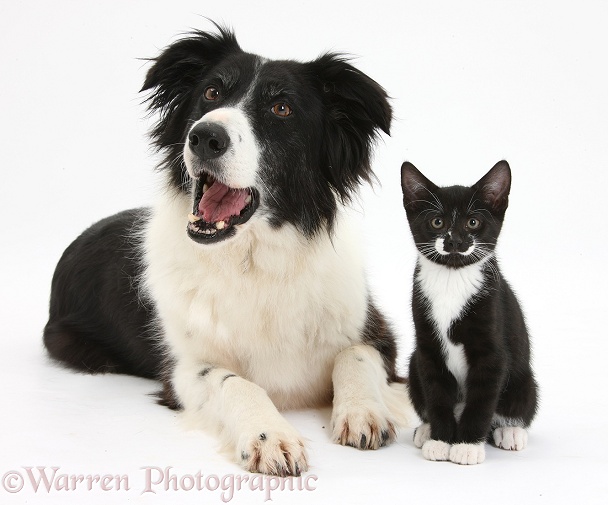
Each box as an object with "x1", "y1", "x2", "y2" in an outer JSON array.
[
  {"x1": 331, "y1": 344, "x2": 413, "y2": 449},
  {"x1": 172, "y1": 359, "x2": 308, "y2": 476}
]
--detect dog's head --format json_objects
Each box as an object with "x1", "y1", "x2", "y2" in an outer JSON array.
[{"x1": 142, "y1": 25, "x2": 391, "y2": 244}]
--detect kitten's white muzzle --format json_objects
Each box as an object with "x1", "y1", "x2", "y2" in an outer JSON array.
[{"x1": 434, "y1": 236, "x2": 476, "y2": 256}]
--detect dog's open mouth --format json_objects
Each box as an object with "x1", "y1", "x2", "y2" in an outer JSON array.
[{"x1": 187, "y1": 174, "x2": 259, "y2": 244}]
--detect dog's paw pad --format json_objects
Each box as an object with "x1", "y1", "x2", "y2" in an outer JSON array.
[
  {"x1": 493, "y1": 426, "x2": 527, "y2": 451},
  {"x1": 421, "y1": 439, "x2": 451, "y2": 461},
  {"x1": 449, "y1": 443, "x2": 485, "y2": 465},
  {"x1": 332, "y1": 403, "x2": 396, "y2": 450},
  {"x1": 413, "y1": 423, "x2": 431, "y2": 448},
  {"x1": 238, "y1": 430, "x2": 308, "y2": 476}
]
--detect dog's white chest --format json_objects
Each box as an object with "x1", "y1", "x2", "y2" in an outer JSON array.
[
  {"x1": 183, "y1": 258, "x2": 358, "y2": 404},
  {"x1": 416, "y1": 256, "x2": 488, "y2": 389},
  {"x1": 144, "y1": 194, "x2": 368, "y2": 409}
]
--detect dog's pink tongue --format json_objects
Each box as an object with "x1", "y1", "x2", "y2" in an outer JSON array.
[{"x1": 198, "y1": 181, "x2": 249, "y2": 223}]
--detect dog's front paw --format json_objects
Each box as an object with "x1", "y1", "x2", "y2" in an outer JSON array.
[
  {"x1": 332, "y1": 401, "x2": 397, "y2": 450},
  {"x1": 237, "y1": 429, "x2": 308, "y2": 477}
]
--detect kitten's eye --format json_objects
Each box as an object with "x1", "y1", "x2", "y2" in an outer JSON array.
[
  {"x1": 467, "y1": 218, "x2": 481, "y2": 229},
  {"x1": 431, "y1": 217, "x2": 444, "y2": 229},
  {"x1": 271, "y1": 103, "x2": 292, "y2": 117},
  {"x1": 204, "y1": 86, "x2": 220, "y2": 101}
]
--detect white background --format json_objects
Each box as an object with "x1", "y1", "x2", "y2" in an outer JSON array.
[{"x1": 1, "y1": 1, "x2": 607, "y2": 503}]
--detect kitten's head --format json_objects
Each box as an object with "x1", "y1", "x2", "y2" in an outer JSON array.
[{"x1": 401, "y1": 160, "x2": 511, "y2": 268}]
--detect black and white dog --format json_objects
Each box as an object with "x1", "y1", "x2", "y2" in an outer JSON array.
[{"x1": 43, "y1": 26, "x2": 412, "y2": 475}]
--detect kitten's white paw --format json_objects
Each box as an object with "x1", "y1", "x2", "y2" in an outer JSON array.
[
  {"x1": 422, "y1": 439, "x2": 451, "y2": 461},
  {"x1": 237, "y1": 429, "x2": 308, "y2": 476},
  {"x1": 414, "y1": 423, "x2": 431, "y2": 448},
  {"x1": 449, "y1": 443, "x2": 485, "y2": 465},
  {"x1": 493, "y1": 426, "x2": 528, "y2": 451}
]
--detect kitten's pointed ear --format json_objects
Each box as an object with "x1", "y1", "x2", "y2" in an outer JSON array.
[
  {"x1": 401, "y1": 162, "x2": 437, "y2": 209},
  {"x1": 474, "y1": 160, "x2": 511, "y2": 212}
]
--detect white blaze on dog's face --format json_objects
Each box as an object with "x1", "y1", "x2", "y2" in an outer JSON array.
[
  {"x1": 183, "y1": 101, "x2": 262, "y2": 244},
  {"x1": 183, "y1": 107, "x2": 260, "y2": 189},
  {"x1": 142, "y1": 30, "x2": 392, "y2": 245}
]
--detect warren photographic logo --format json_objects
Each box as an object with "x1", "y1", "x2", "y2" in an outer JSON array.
[{"x1": 2, "y1": 466, "x2": 318, "y2": 502}]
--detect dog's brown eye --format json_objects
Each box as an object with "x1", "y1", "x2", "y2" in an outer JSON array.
[
  {"x1": 204, "y1": 87, "x2": 220, "y2": 101},
  {"x1": 431, "y1": 217, "x2": 444, "y2": 229},
  {"x1": 271, "y1": 103, "x2": 292, "y2": 117}
]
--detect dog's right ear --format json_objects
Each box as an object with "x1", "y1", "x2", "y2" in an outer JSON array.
[
  {"x1": 141, "y1": 25, "x2": 240, "y2": 100},
  {"x1": 141, "y1": 25, "x2": 241, "y2": 156}
]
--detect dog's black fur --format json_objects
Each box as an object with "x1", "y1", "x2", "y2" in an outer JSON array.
[{"x1": 43, "y1": 25, "x2": 401, "y2": 398}]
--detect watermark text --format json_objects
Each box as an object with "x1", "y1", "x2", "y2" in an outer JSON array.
[{"x1": 2, "y1": 466, "x2": 318, "y2": 502}]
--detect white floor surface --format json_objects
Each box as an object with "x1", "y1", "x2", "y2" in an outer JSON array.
[{"x1": 1, "y1": 1, "x2": 607, "y2": 503}]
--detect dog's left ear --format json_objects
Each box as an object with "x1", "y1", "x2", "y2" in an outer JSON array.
[{"x1": 309, "y1": 54, "x2": 392, "y2": 200}]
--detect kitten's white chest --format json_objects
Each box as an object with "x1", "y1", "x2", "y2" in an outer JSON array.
[{"x1": 416, "y1": 255, "x2": 489, "y2": 389}]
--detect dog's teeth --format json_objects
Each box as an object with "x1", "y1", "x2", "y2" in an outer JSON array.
[
  {"x1": 188, "y1": 213, "x2": 201, "y2": 223},
  {"x1": 245, "y1": 195, "x2": 252, "y2": 204},
  {"x1": 203, "y1": 184, "x2": 209, "y2": 193},
  {"x1": 203, "y1": 228, "x2": 214, "y2": 235},
  {"x1": 215, "y1": 221, "x2": 225, "y2": 230}
]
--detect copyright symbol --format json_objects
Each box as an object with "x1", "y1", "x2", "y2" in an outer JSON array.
[{"x1": 2, "y1": 471, "x2": 24, "y2": 493}]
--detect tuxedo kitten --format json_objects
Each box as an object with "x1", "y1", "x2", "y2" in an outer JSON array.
[{"x1": 401, "y1": 160, "x2": 538, "y2": 465}]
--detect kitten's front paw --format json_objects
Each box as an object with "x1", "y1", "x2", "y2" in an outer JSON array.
[
  {"x1": 449, "y1": 443, "x2": 485, "y2": 465},
  {"x1": 414, "y1": 423, "x2": 432, "y2": 448},
  {"x1": 421, "y1": 440, "x2": 451, "y2": 461},
  {"x1": 332, "y1": 401, "x2": 396, "y2": 450},
  {"x1": 237, "y1": 429, "x2": 308, "y2": 476},
  {"x1": 493, "y1": 427, "x2": 528, "y2": 451}
]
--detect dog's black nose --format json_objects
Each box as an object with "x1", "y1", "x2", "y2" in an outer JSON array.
[{"x1": 188, "y1": 123, "x2": 230, "y2": 160}]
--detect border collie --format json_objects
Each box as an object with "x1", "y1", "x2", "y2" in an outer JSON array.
[{"x1": 43, "y1": 26, "x2": 412, "y2": 476}]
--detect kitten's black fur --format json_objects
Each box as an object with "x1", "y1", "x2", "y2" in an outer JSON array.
[{"x1": 401, "y1": 160, "x2": 538, "y2": 451}]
